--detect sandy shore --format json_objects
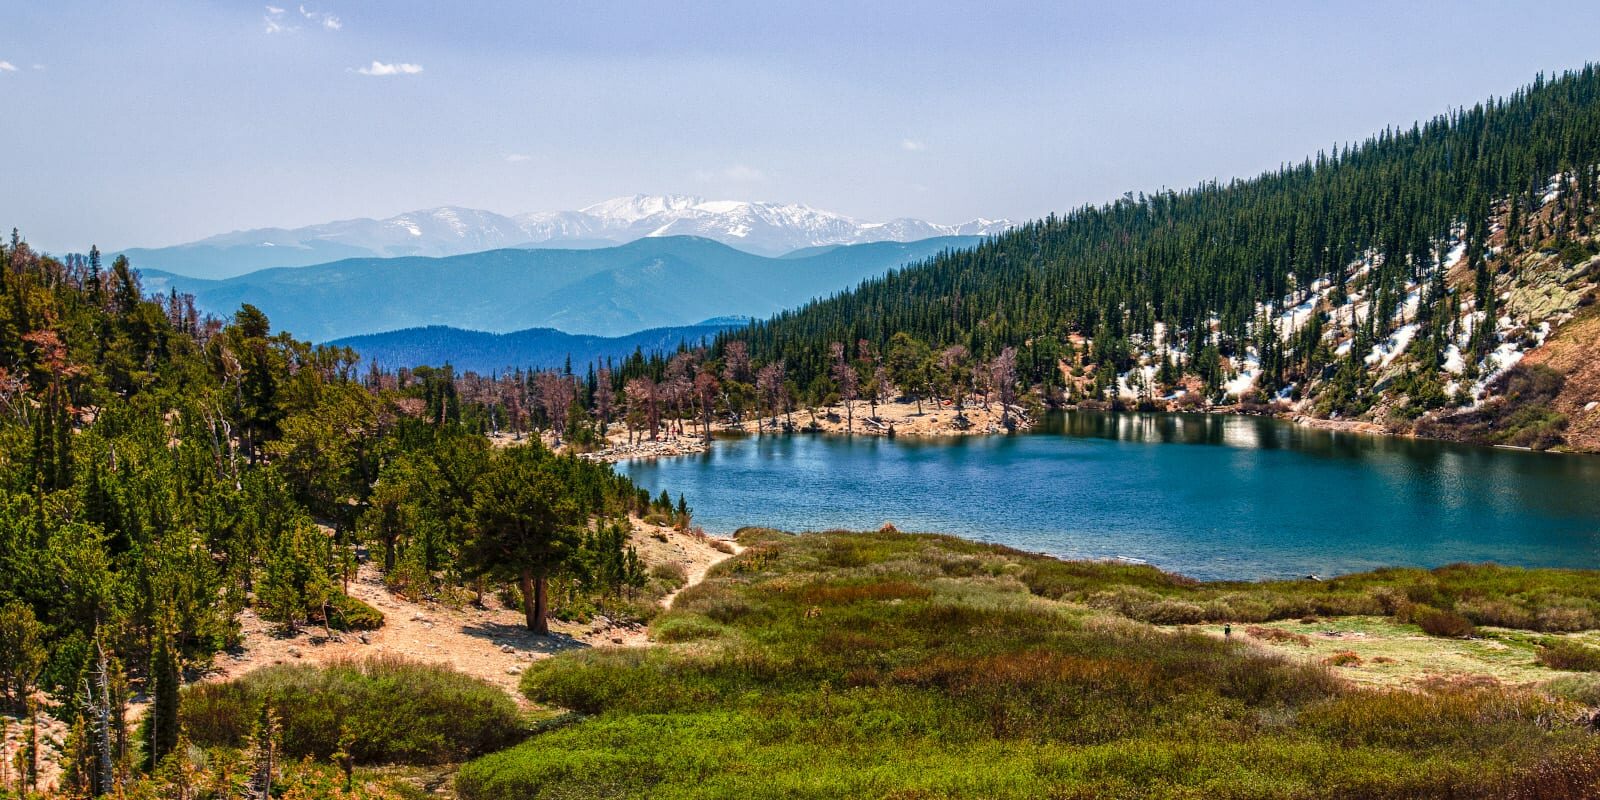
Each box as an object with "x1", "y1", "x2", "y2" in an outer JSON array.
[{"x1": 584, "y1": 398, "x2": 1034, "y2": 462}]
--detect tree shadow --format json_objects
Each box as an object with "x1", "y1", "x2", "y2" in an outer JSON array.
[{"x1": 458, "y1": 620, "x2": 590, "y2": 655}]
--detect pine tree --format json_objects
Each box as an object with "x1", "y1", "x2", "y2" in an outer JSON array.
[{"x1": 144, "y1": 631, "x2": 180, "y2": 772}]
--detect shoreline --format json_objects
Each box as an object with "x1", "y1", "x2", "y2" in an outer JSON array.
[
  {"x1": 581, "y1": 398, "x2": 1035, "y2": 462},
  {"x1": 576, "y1": 400, "x2": 1594, "y2": 463}
]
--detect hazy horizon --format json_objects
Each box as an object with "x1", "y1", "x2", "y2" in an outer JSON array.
[{"x1": 6, "y1": 1, "x2": 1600, "y2": 254}]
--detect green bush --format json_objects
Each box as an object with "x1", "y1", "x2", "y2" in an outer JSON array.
[
  {"x1": 649, "y1": 561, "x2": 688, "y2": 588},
  {"x1": 650, "y1": 614, "x2": 729, "y2": 643},
  {"x1": 327, "y1": 591, "x2": 384, "y2": 631},
  {"x1": 182, "y1": 656, "x2": 523, "y2": 764}
]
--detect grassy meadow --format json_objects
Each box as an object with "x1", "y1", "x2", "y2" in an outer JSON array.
[{"x1": 453, "y1": 529, "x2": 1600, "y2": 799}]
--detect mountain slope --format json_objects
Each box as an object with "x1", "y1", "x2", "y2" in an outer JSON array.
[
  {"x1": 726, "y1": 65, "x2": 1600, "y2": 452},
  {"x1": 119, "y1": 196, "x2": 1011, "y2": 278},
  {"x1": 137, "y1": 235, "x2": 980, "y2": 340},
  {"x1": 327, "y1": 322, "x2": 743, "y2": 374}
]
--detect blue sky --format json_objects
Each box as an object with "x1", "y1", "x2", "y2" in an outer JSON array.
[{"x1": 5, "y1": 1, "x2": 1600, "y2": 253}]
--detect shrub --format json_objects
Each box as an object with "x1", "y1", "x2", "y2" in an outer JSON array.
[
  {"x1": 1536, "y1": 605, "x2": 1599, "y2": 633},
  {"x1": 649, "y1": 561, "x2": 688, "y2": 587},
  {"x1": 1323, "y1": 651, "x2": 1363, "y2": 667},
  {"x1": 1246, "y1": 626, "x2": 1311, "y2": 647},
  {"x1": 710, "y1": 539, "x2": 736, "y2": 554},
  {"x1": 497, "y1": 582, "x2": 523, "y2": 610},
  {"x1": 1457, "y1": 598, "x2": 1536, "y2": 630},
  {"x1": 181, "y1": 657, "x2": 523, "y2": 764},
  {"x1": 1414, "y1": 607, "x2": 1476, "y2": 638},
  {"x1": 327, "y1": 592, "x2": 384, "y2": 631},
  {"x1": 1537, "y1": 640, "x2": 1600, "y2": 672},
  {"x1": 651, "y1": 615, "x2": 730, "y2": 643}
]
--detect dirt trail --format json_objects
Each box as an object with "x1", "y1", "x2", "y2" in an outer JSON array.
[{"x1": 205, "y1": 521, "x2": 737, "y2": 699}]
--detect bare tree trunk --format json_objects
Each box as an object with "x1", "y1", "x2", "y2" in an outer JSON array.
[
  {"x1": 520, "y1": 570, "x2": 550, "y2": 635},
  {"x1": 93, "y1": 644, "x2": 113, "y2": 793}
]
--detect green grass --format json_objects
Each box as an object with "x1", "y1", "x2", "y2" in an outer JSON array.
[
  {"x1": 1020, "y1": 553, "x2": 1600, "y2": 632},
  {"x1": 181, "y1": 656, "x2": 525, "y2": 765},
  {"x1": 455, "y1": 529, "x2": 1600, "y2": 799}
]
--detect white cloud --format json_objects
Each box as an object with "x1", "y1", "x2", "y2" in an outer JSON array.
[
  {"x1": 504, "y1": 154, "x2": 532, "y2": 163},
  {"x1": 901, "y1": 138, "x2": 927, "y2": 152},
  {"x1": 0, "y1": 62, "x2": 16, "y2": 73},
  {"x1": 357, "y1": 61, "x2": 423, "y2": 76},
  {"x1": 300, "y1": 5, "x2": 341, "y2": 30},
  {"x1": 694, "y1": 164, "x2": 767, "y2": 182},
  {"x1": 31, "y1": 64, "x2": 44, "y2": 71},
  {"x1": 264, "y1": 5, "x2": 292, "y2": 33},
  {"x1": 266, "y1": 4, "x2": 339, "y2": 33}
]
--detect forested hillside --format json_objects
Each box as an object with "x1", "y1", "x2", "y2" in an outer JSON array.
[
  {"x1": 0, "y1": 238, "x2": 677, "y2": 795},
  {"x1": 723, "y1": 67, "x2": 1600, "y2": 451}
]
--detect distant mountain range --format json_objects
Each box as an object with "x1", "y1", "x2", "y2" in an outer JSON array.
[
  {"x1": 119, "y1": 194, "x2": 1012, "y2": 278},
  {"x1": 136, "y1": 235, "x2": 981, "y2": 340},
  {"x1": 327, "y1": 320, "x2": 746, "y2": 374}
]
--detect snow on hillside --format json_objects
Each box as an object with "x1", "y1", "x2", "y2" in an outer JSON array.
[{"x1": 1103, "y1": 213, "x2": 1568, "y2": 409}]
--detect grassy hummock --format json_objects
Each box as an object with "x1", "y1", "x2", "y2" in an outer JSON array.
[
  {"x1": 457, "y1": 530, "x2": 1600, "y2": 799},
  {"x1": 182, "y1": 656, "x2": 525, "y2": 765}
]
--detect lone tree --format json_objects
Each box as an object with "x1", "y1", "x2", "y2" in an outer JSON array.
[{"x1": 465, "y1": 446, "x2": 585, "y2": 635}]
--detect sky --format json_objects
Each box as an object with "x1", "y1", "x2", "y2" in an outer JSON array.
[{"x1": 5, "y1": 1, "x2": 1600, "y2": 253}]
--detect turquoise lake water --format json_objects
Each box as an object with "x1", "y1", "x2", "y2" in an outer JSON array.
[{"x1": 618, "y1": 411, "x2": 1600, "y2": 580}]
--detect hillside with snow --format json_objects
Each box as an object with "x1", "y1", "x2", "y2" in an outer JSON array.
[{"x1": 117, "y1": 195, "x2": 1012, "y2": 278}]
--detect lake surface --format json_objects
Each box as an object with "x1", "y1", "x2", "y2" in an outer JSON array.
[{"x1": 618, "y1": 411, "x2": 1600, "y2": 580}]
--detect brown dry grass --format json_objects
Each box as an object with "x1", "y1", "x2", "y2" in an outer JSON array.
[{"x1": 1521, "y1": 306, "x2": 1600, "y2": 452}]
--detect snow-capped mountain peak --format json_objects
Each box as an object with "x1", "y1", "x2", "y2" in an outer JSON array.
[
  {"x1": 545, "y1": 195, "x2": 1009, "y2": 255},
  {"x1": 124, "y1": 195, "x2": 1014, "y2": 278},
  {"x1": 580, "y1": 194, "x2": 706, "y2": 225}
]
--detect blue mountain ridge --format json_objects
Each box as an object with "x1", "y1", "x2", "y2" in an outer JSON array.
[
  {"x1": 135, "y1": 235, "x2": 981, "y2": 340},
  {"x1": 326, "y1": 322, "x2": 745, "y2": 374}
]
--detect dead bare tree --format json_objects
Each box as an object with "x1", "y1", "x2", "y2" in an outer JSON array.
[{"x1": 830, "y1": 342, "x2": 859, "y2": 433}]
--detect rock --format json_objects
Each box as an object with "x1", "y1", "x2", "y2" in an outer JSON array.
[
  {"x1": 611, "y1": 637, "x2": 625, "y2": 644},
  {"x1": 879, "y1": 522, "x2": 899, "y2": 533},
  {"x1": 499, "y1": 644, "x2": 515, "y2": 653},
  {"x1": 506, "y1": 665, "x2": 524, "y2": 675},
  {"x1": 287, "y1": 647, "x2": 301, "y2": 658}
]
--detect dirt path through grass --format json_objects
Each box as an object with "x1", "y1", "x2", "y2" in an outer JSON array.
[{"x1": 202, "y1": 521, "x2": 737, "y2": 701}]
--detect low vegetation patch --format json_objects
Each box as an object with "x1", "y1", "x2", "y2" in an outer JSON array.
[
  {"x1": 1022, "y1": 552, "x2": 1600, "y2": 633},
  {"x1": 1246, "y1": 625, "x2": 1311, "y2": 647},
  {"x1": 1539, "y1": 639, "x2": 1600, "y2": 672},
  {"x1": 183, "y1": 656, "x2": 524, "y2": 765},
  {"x1": 1413, "y1": 606, "x2": 1477, "y2": 638},
  {"x1": 328, "y1": 591, "x2": 386, "y2": 631},
  {"x1": 455, "y1": 531, "x2": 1600, "y2": 799},
  {"x1": 1323, "y1": 650, "x2": 1363, "y2": 667}
]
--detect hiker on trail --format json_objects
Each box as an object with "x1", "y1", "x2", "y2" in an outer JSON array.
[{"x1": 1223, "y1": 624, "x2": 1232, "y2": 639}]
